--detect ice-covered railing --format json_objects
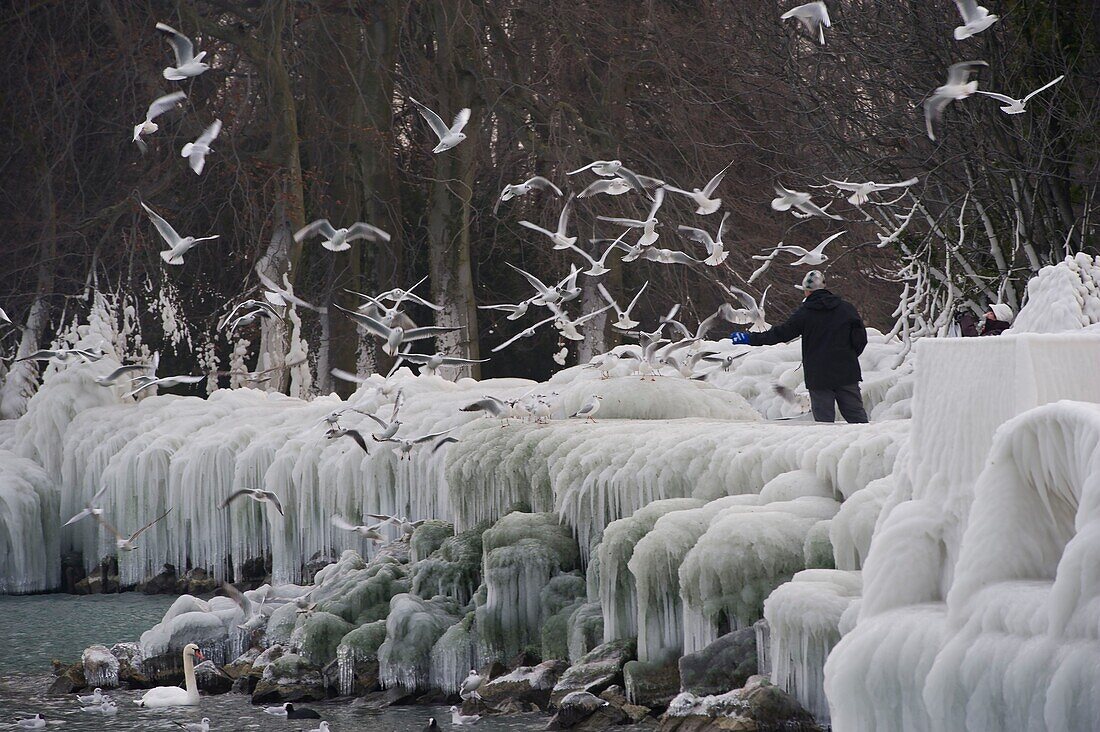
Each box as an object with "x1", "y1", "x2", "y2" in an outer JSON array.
[{"x1": 824, "y1": 333, "x2": 1100, "y2": 730}]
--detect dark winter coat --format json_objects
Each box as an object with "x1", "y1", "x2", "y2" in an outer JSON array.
[
  {"x1": 958, "y1": 311, "x2": 1011, "y2": 337},
  {"x1": 748, "y1": 289, "x2": 867, "y2": 390}
]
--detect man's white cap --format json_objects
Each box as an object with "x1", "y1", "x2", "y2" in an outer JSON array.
[
  {"x1": 990, "y1": 303, "x2": 1014, "y2": 324},
  {"x1": 797, "y1": 270, "x2": 826, "y2": 291}
]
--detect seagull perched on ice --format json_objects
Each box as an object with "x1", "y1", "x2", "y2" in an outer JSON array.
[
  {"x1": 181, "y1": 119, "x2": 222, "y2": 175},
  {"x1": 571, "y1": 395, "x2": 604, "y2": 422},
  {"x1": 824, "y1": 177, "x2": 919, "y2": 206},
  {"x1": 331, "y1": 516, "x2": 385, "y2": 542},
  {"x1": 219, "y1": 488, "x2": 285, "y2": 517},
  {"x1": 141, "y1": 201, "x2": 218, "y2": 265},
  {"x1": 679, "y1": 211, "x2": 731, "y2": 266},
  {"x1": 156, "y1": 22, "x2": 209, "y2": 80},
  {"x1": 769, "y1": 231, "x2": 845, "y2": 266},
  {"x1": 495, "y1": 176, "x2": 562, "y2": 213},
  {"x1": 598, "y1": 281, "x2": 648, "y2": 332},
  {"x1": 663, "y1": 162, "x2": 731, "y2": 215},
  {"x1": 333, "y1": 304, "x2": 461, "y2": 356},
  {"x1": 408, "y1": 97, "x2": 470, "y2": 153},
  {"x1": 63, "y1": 484, "x2": 111, "y2": 527},
  {"x1": 450, "y1": 706, "x2": 480, "y2": 726},
  {"x1": 172, "y1": 719, "x2": 211, "y2": 732},
  {"x1": 93, "y1": 509, "x2": 172, "y2": 552},
  {"x1": 132, "y1": 91, "x2": 186, "y2": 152},
  {"x1": 924, "y1": 61, "x2": 988, "y2": 141},
  {"x1": 295, "y1": 219, "x2": 391, "y2": 252},
  {"x1": 459, "y1": 669, "x2": 484, "y2": 699},
  {"x1": 977, "y1": 75, "x2": 1065, "y2": 115},
  {"x1": 780, "y1": 2, "x2": 831, "y2": 45},
  {"x1": 518, "y1": 194, "x2": 577, "y2": 250},
  {"x1": 952, "y1": 0, "x2": 998, "y2": 40}
]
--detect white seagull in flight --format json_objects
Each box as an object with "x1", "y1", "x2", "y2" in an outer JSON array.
[{"x1": 408, "y1": 97, "x2": 470, "y2": 153}]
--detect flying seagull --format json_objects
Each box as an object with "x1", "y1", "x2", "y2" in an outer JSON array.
[
  {"x1": 598, "y1": 281, "x2": 649, "y2": 331},
  {"x1": 93, "y1": 509, "x2": 172, "y2": 552},
  {"x1": 518, "y1": 194, "x2": 577, "y2": 249},
  {"x1": 598, "y1": 187, "x2": 666, "y2": 248},
  {"x1": 925, "y1": 61, "x2": 988, "y2": 141},
  {"x1": 408, "y1": 97, "x2": 470, "y2": 153},
  {"x1": 218, "y1": 488, "x2": 285, "y2": 517},
  {"x1": 331, "y1": 515, "x2": 385, "y2": 541},
  {"x1": 952, "y1": 0, "x2": 998, "y2": 40},
  {"x1": 977, "y1": 75, "x2": 1065, "y2": 115},
  {"x1": 294, "y1": 219, "x2": 391, "y2": 252},
  {"x1": 663, "y1": 162, "x2": 731, "y2": 215},
  {"x1": 770, "y1": 231, "x2": 846, "y2": 266},
  {"x1": 561, "y1": 235, "x2": 624, "y2": 277},
  {"x1": 63, "y1": 484, "x2": 111, "y2": 527},
  {"x1": 394, "y1": 351, "x2": 489, "y2": 377},
  {"x1": 140, "y1": 201, "x2": 218, "y2": 265},
  {"x1": 495, "y1": 176, "x2": 562, "y2": 214},
  {"x1": 123, "y1": 373, "x2": 206, "y2": 398},
  {"x1": 181, "y1": 119, "x2": 222, "y2": 175},
  {"x1": 678, "y1": 211, "x2": 731, "y2": 266},
  {"x1": 639, "y1": 247, "x2": 701, "y2": 265},
  {"x1": 567, "y1": 160, "x2": 652, "y2": 198},
  {"x1": 781, "y1": 2, "x2": 831, "y2": 45},
  {"x1": 333, "y1": 304, "x2": 461, "y2": 356},
  {"x1": 825, "y1": 177, "x2": 919, "y2": 206},
  {"x1": 155, "y1": 22, "x2": 210, "y2": 80},
  {"x1": 133, "y1": 91, "x2": 186, "y2": 152},
  {"x1": 771, "y1": 184, "x2": 841, "y2": 219}
]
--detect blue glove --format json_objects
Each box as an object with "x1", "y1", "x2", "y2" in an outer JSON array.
[{"x1": 729, "y1": 332, "x2": 751, "y2": 345}]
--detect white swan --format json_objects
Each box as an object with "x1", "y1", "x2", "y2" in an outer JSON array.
[{"x1": 134, "y1": 643, "x2": 204, "y2": 707}]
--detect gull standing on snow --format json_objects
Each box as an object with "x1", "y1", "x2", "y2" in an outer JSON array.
[
  {"x1": 924, "y1": 61, "x2": 988, "y2": 141},
  {"x1": 977, "y1": 75, "x2": 1065, "y2": 115},
  {"x1": 141, "y1": 201, "x2": 219, "y2": 265},
  {"x1": 331, "y1": 516, "x2": 385, "y2": 542},
  {"x1": 495, "y1": 176, "x2": 562, "y2": 213},
  {"x1": 93, "y1": 509, "x2": 172, "y2": 552},
  {"x1": 664, "y1": 162, "x2": 731, "y2": 215},
  {"x1": 952, "y1": 0, "x2": 998, "y2": 40},
  {"x1": 825, "y1": 177, "x2": 919, "y2": 206},
  {"x1": 219, "y1": 488, "x2": 285, "y2": 517},
  {"x1": 678, "y1": 211, "x2": 731, "y2": 266},
  {"x1": 598, "y1": 281, "x2": 649, "y2": 331},
  {"x1": 770, "y1": 231, "x2": 846, "y2": 266},
  {"x1": 571, "y1": 395, "x2": 604, "y2": 422},
  {"x1": 156, "y1": 22, "x2": 209, "y2": 80},
  {"x1": 518, "y1": 194, "x2": 577, "y2": 249},
  {"x1": 408, "y1": 97, "x2": 470, "y2": 153},
  {"x1": 181, "y1": 119, "x2": 222, "y2": 175},
  {"x1": 295, "y1": 219, "x2": 391, "y2": 252},
  {"x1": 781, "y1": 2, "x2": 831, "y2": 45},
  {"x1": 133, "y1": 91, "x2": 186, "y2": 152}
]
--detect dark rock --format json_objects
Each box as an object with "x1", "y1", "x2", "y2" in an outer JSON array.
[
  {"x1": 599, "y1": 684, "x2": 629, "y2": 708},
  {"x1": 224, "y1": 647, "x2": 261, "y2": 680},
  {"x1": 479, "y1": 660, "x2": 568, "y2": 711},
  {"x1": 61, "y1": 552, "x2": 84, "y2": 594},
  {"x1": 303, "y1": 550, "x2": 339, "y2": 584},
  {"x1": 484, "y1": 660, "x2": 508, "y2": 680},
  {"x1": 575, "y1": 704, "x2": 628, "y2": 730},
  {"x1": 247, "y1": 644, "x2": 285, "y2": 687},
  {"x1": 176, "y1": 567, "x2": 218, "y2": 596},
  {"x1": 551, "y1": 638, "x2": 636, "y2": 707},
  {"x1": 659, "y1": 675, "x2": 821, "y2": 732},
  {"x1": 238, "y1": 555, "x2": 271, "y2": 588},
  {"x1": 48, "y1": 663, "x2": 86, "y2": 695},
  {"x1": 352, "y1": 687, "x2": 418, "y2": 710},
  {"x1": 678, "y1": 628, "x2": 757, "y2": 698},
  {"x1": 193, "y1": 660, "x2": 233, "y2": 694},
  {"x1": 624, "y1": 661, "x2": 680, "y2": 711},
  {"x1": 414, "y1": 688, "x2": 451, "y2": 705},
  {"x1": 252, "y1": 653, "x2": 326, "y2": 703},
  {"x1": 138, "y1": 565, "x2": 177, "y2": 594},
  {"x1": 546, "y1": 690, "x2": 610, "y2": 729},
  {"x1": 509, "y1": 649, "x2": 542, "y2": 668}
]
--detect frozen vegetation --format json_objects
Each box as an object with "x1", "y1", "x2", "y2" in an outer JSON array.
[{"x1": 1, "y1": 255, "x2": 1100, "y2": 728}]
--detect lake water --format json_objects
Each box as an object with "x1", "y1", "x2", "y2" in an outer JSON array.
[{"x1": 0, "y1": 593, "x2": 545, "y2": 731}]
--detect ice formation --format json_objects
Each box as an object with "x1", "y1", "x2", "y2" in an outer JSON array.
[{"x1": 0, "y1": 449, "x2": 58, "y2": 592}]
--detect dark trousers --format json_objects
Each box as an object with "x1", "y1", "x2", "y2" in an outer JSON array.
[{"x1": 809, "y1": 384, "x2": 869, "y2": 423}]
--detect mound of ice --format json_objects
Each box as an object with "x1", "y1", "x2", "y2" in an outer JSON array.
[
  {"x1": 377, "y1": 593, "x2": 462, "y2": 692},
  {"x1": 1014, "y1": 253, "x2": 1100, "y2": 333},
  {"x1": 0, "y1": 449, "x2": 59, "y2": 593}
]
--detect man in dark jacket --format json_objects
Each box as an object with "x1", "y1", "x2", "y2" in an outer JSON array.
[
  {"x1": 957, "y1": 303, "x2": 1013, "y2": 337},
  {"x1": 730, "y1": 270, "x2": 869, "y2": 423}
]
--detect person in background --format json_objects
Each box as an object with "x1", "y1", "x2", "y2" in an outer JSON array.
[
  {"x1": 957, "y1": 303, "x2": 1014, "y2": 337},
  {"x1": 730, "y1": 270, "x2": 869, "y2": 424}
]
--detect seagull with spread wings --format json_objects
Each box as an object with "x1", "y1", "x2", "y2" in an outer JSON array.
[
  {"x1": 408, "y1": 97, "x2": 470, "y2": 153},
  {"x1": 155, "y1": 22, "x2": 209, "y2": 80}
]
